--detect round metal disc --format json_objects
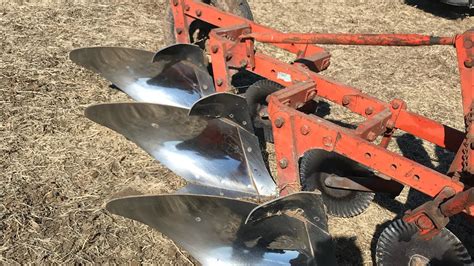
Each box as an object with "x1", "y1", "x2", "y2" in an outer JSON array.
[
  {"x1": 300, "y1": 150, "x2": 374, "y2": 217},
  {"x1": 376, "y1": 219, "x2": 473, "y2": 266}
]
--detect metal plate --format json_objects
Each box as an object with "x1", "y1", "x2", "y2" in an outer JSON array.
[
  {"x1": 246, "y1": 192, "x2": 336, "y2": 265},
  {"x1": 107, "y1": 194, "x2": 335, "y2": 265},
  {"x1": 70, "y1": 44, "x2": 214, "y2": 108},
  {"x1": 85, "y1": 102, "x2": 277, "y2": 197},
  {"x1": 189, "y1": 93, "x2": 254, "y2": 132}
]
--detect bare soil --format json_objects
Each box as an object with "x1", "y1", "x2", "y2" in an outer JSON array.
[{"x1": 1, "y1": 0, "x2": 473, "y2": 264}]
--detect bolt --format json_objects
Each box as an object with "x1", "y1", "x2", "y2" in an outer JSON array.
[
  {"x1": 367, "y1": 132, "x2": 377, "y2": 141},
  {"x1": 279, "y1": 158, "x2": 289, "y2": 169},
  {"x1": 365, "y1": 153, "x2": 372, "y2": 159},
  {"x1": 323, "y1": 136, "x2": 333, "y2": 147},
  {"x1": 176, "y1": 28, "x2": 183, "y2": 35},
  {"x1": 342, "y1": 96, "x2": 351, "y2": 106},
  {"x1": 185, "y1": 5, "x2": 190, "y2": 11},
  {"x1": 240, "y1": 59, "x2": 248, "y2": 68},
  {"x1": 300, "y1": 125, "x2": 310, "y2": 135},
  {"x1": 465, "y1": 59, "x2": 473, "y2": 68},
  {"x1": 465, "y1": 40, "x2": 473, "y2": 49},
  {"x1": 195, "y1": 9, "x2": 202, "y2": 17},
  {"x1": 216, "y1": 79, "x2": 224, "y2": 87},
  {"x1": 392, "y1": 101, "x2": 400, "y2": 110},
  {"x1": 365, "y1": 107, "x2": 374, "y2": 115},
  {"x1": 416, "y1": 216, "x2": 434, "y2": 230},
  {"x1": 211, "y1": 45, "x2": 219, "y2": 54},
  {"x1": 172, "y1": 0, "x2": 178, "y2": 6},
  {"x1": 226, "y1": 53, "x2": 233, "y2": 61},
  {"x1": 274, "y1": 117, "x2": 285, "y2": 128}
]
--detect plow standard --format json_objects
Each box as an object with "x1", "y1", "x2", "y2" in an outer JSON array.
[{"x1": 71, "y1": 1, "x2": 473, "y2": 265}]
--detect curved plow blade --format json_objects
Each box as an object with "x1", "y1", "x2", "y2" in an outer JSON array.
[
  {"x1": 246, "y1": 192, "x2": 336, "y2": 265},
  {"x1": 107, "y1": 194, "x2": 336, "y2": 265},
  {"x1": 85, "y1": 102, "x2": 276, "y2": 197},
  {"x1": 70, "y1": 44, "x2": 214, "y2": 108},
  {"x1": 189, "y1": 93, "x2": 254, "y2": 132}
]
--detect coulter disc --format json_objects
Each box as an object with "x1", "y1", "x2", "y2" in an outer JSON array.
[{"x1": 376, "y1": 219, "x2": 473, "y2": 266}]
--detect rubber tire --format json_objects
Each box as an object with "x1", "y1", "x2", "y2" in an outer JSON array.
[
  {"x1": 164, "y1": 0, "x2": 254, "y2": 46},
  {"x1": 376, "y1": 219, "x2": 473, "y2": 266},
  {"x1": 300, "y1": 150, "x2": 375, "y2": 218}
]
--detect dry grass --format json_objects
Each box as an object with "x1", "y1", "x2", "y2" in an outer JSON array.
[{"x1": 1, "y1": 0, "x2": 473, "y2": 264}]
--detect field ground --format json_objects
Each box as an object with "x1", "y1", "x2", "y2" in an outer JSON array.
[{"x1": 1, "y1": 0, "x2": 473, "y2": 264}]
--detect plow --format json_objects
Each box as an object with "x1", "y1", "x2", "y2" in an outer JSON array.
[{"x1": 70, "y1": 0, "x2": 473, "y2": 265}]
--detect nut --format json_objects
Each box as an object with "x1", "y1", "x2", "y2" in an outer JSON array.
[
  {"x1": 342, "y1": 96, "x2": 351, "y2": 106},
  {"x1": 274, "y1": 117, "x2": 285, "y2": 128},
  {"x1": 365, "y1": 107, "x2": 374, "y2": 115},
  {"x1": 300, "y1": 125, "x2": 310, "y2": 135},
  {"x1": 367, "y1": 132, "x2": 377, "y2": 141},
  {"x1": 279, "y1": 158, "x2": 289, "y2": 169},
  {"x1": 392, "y1": 101, "x2": 400, "y2": 110}
]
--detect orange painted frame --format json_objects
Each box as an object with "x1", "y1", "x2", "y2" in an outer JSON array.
[{"x1": 169, "y1": 0, "x2": 473, "y2": 218}]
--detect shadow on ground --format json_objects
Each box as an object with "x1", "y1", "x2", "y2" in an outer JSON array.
[{"x1": 405, "y1": 0, "x2": 473, "y2": 19}]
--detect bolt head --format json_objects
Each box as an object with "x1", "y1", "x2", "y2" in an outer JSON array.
[
  {"x1": 342, "y1": 96, "x2": 350, "y2": 106},
  {"x1": 464, "y1": 59, "x2": 473, "y2": 68},
  {"x1": 279, "y1": 158, "x2": 289, "y2": 169},
  {"x1": 240, "y1": 60, "x2": 248, "y2": 68},
  {"x1": 392, "y1": 101, "x2": 400, "y2": 110},
  {"x1": 172, "y1": 0, "x2": 179, "y2": 6},
  {"x1": 323, "y1": 136, "x2": 333, "y2": 147},
  {"x1": 274, "y1": 117, "x2": 285, "y2": 128},
  {"x1": 211, "y1": 45, "x2": 219, "y2": 54},
  {"x1": 216, "y1": 79, "x2": 224, "y2": 86},
  {"x1": 300, "y1": 125, "x2": 310, "y2": 135},
  {"x1": 416, "y1": 216, "x2": 434, "y2": 230},
  {"x1": 367, "y1": 132, "x2": 377, "y2": 141},
  {"x1": 185, "y1": 5, "x2": 190, "y2": 11},
  {"x1": 365, "y1": 107, "x2": 374, "y2": 115},
  {"x1": 176, "y1": 28, "x2": 183, "y2": 35},
  {"x1": 196, "y1": 9, "x2": 202, "y2": 16}
]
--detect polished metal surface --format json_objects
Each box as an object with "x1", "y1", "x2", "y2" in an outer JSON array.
[
  {"x1": 189, "y1": 93, "x2": 254, "y2": 132},
  {"x1": 85, "y1": 102, "x2": 277, "y2": 197},
  {"x1": 70, "y1": 44, "x2": 214, "y2": 108},
  {"x1": 246, "y1": 192, "x2": 336, "y2": 265},
  {"x1": 107, "y1": 194, "x2": 336, "y2": 265},
  {"x1": 177, "y1": 183, "x2": 257, "y2": 198}
]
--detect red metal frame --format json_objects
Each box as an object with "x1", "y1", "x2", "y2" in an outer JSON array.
[{"x1": 170, "y1": 0, "x2": 473, "y2": 238}]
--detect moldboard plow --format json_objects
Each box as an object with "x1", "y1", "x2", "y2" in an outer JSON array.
[{"x1": 71, "y1": 1, "x2": 473, "y2": 265}]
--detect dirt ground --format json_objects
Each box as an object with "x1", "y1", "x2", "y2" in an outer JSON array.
[{"x1": 1, "y1": 0, "x2": 473, "y2": 264}]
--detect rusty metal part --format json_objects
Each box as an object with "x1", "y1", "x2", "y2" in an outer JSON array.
[
  {"x1": 376, "y1": 219, "x2": 473, "y2": 266},
  {"x1": 243, "y1": 32, "x2": 456, "y2": 46},
  {"x1": 323, "y1": 174, "x2": 404, "y2": 196}
]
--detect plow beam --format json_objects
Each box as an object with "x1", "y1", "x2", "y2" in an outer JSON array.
[{"x1": 242, "y1": 32, "x2": 456, "y2": 46}]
